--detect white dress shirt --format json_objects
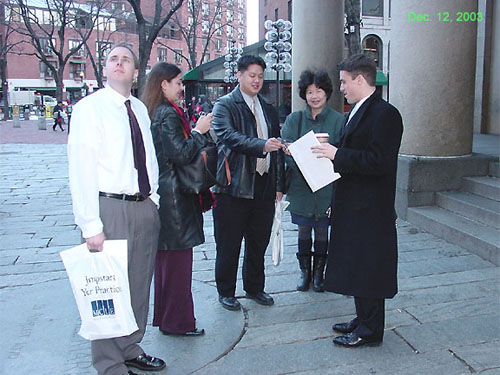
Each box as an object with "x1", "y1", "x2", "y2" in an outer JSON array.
[
  {"x1": 241, "y1": 90, "x2": 270, "y2": 170},
  {"x1": 346, "y1": 93, "x2": 373, "y2": 127},
  {"x1": 67, "y1": 86, "x2": 159, "y2": 238}
]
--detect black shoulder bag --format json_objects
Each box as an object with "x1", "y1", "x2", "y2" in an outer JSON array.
[{"x1": 284, "y1": 111, "x2": 302, "y2": 193}]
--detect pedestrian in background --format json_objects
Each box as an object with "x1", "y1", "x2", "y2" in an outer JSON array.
[
  {"x1": 211, "y1": 55, "x2": 286, "y2": 311},
  {"x1": 312, "y1": 54, "x2": 403, "y2": 348},
  {"x1": 52, "y1": 101, "x2": 65, "y2": 131},
  {"x1": 281, "y1": 69, "x2": 343, "y2": 292},
  {"x1": 142, "y1": 62, "x2": 213, "y2": 337},
  {"x1": 68, "y1": 43, "x2": 165, "y2": 375}
]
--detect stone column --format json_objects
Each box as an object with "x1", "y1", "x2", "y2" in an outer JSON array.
[
  {"x1": 391, "y1": 0, "x2": 478, "y2": 156},
  {"x1": 486, "y1": 1, "x2": 499, "y2": 134},
  {"x1": 291, "y1": 0, "x2": 344, "y2": 112}
]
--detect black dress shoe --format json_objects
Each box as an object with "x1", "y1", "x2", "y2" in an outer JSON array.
[
  {"x1": 128, "y1": 371, "x2": 139, "y2": 375},
  {"x1": 332, "y1": 320, "x2": 357, "y2": 334},
  {"x1": 125, "y1": 353, "x2": 166, "y2": 372},
  {"x1": 219, "y1": 295, "x2": 241, "y2": 311},
  {"x1": 161, "y1": 327, "x2": 205, "y2": 336},
  {"x1": 332, "y1": 332, "x2": 382, "y2": 347},
  {"x1": 245, "y1": 291, "x2": 274, "y2": 306}
]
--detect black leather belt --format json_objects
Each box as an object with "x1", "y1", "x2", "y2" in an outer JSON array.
[{"x1": 99, "y1": 192, "x2": 146, "y2": 201}]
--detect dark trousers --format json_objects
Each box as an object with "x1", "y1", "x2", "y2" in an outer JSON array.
[
  {"x1": 153, "y1": 249, "x2": 195, "y2": 334},
  {"x1": 352, "y1": 297, "x2": 385, "y2": 339},
  {"x1": 213, "y1": 174, "x2": 275, "y2": 297},
  {"x1": 91, "y1": 196, "x2": 160, "y2": 375}
]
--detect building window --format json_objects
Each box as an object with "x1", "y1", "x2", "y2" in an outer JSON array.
[
  {"x1": 201, "y1": 2, "x2": 210, "y2": 17},
  {"x1": 215, "y1": 6, "x2": 222, "y2": 19},
  {"x1": 111, "y1": 2, "x2": 125, "y2": 11},
  {"x1": 40, "y1": 61, "x2": 56, "y2": 79},
  {"x1": 215, "y1": 22, "x2": 222, "y2": 35},
  {"x1": 202, "y1": 20, "x2": 210, "y2": 33},
  {"x1": 157, "y1": 47, "x2": 167, "y2": 62},
  {"x1": 40, "y1": 38, "x2": 55, "y2": 56},
  {"x1": 203, "y1": 53, "x2": 210, "y2": 64},
  {"x1": 226, "y1": 24, "x2": 233, "y2": 37},
  {"x1": 226, "y1": 9, "x2": 234, "y2": 22},
  {"x1": 226, "y1": 0, "x2": 234, "y2": 6},
  {"x1": 173, "y1": 49, "x2": 182, "y2": 65},
  {"x1": 237, "y1": 12, "x2": 244, "y2": 24},
  {"x1": 70, "y1": 62, "x2": 86, "y2": 80},
  {"x1": 169, "y1": 25, "x2": 180, "y2": 39},
  {"x1": 274, "y1": 8, "x2": 278, "y2": 20},
  {"x1": 362, "y1": 35, "x2": 382, "y2": 68},
  {"x1": 215, "y1": 38, "x2": 222, "y2": 51},
  {"x1": 96, "y1": 40, "x2": 111, "y2": 62},
  {"x1": 238, "y1": 0, "x2": 244, "y2": 9},
  {"x1": 362, "y1": 0, "x2": 383, "y2": 17},
  {"x1": 238, "y1": 27, "x2": 244, "y2": 40},
  {"x1": 69, "y1": 40, "x2": 85, "y2": 57}
]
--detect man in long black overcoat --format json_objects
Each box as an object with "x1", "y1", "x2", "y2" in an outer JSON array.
[{"x1": 312, "y1": 54, "x2": 403, "y2": 347}]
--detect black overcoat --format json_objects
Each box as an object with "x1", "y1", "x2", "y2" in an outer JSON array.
[
  {"x1": 150, "y1": 100, "x2": 209, "y2": 251},
  {"x1": 324, "y1": 93, "x2": 403, "y2": 299}
]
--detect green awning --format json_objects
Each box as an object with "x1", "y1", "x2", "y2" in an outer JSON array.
[
  {"x1": 183, "y1": 66, "x2": 199, "y2": 81},
  {"x1": 376, "y1": 71, "x2": 388, "y2": 86}
]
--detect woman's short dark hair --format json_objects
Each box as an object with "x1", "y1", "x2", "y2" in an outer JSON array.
[
  {"x1": 237, "y1": 55, "x2": 266, "y2": 73},
  {"x1": 141, "y1": 62, "x2": 182, "y2": 119},
  {"x1": 337, "y1": 54, "x2": 377, "y2": 87},
  {"x1": 298, "y1": 70, "x2": 333, "y2": 101}
]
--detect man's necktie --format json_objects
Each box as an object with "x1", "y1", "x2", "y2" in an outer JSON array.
[
  {"x1": 124, "y1": 100, "x2": 150, "y2": 198},
  {"x1": 251, "y1": 98, "x2": 267, "y2": 175}
]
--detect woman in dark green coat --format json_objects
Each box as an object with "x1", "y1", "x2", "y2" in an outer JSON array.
[
  {"x1": 281, "y1": 70, "x2": 343, "y2": 292},
  {"x1": 142, "y1": 62, "x2": 213, "y2": 336}
]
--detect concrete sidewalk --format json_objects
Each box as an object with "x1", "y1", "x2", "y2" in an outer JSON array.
[{"x1": 0, "y1": 140, "x2": 499, "y2": 375}]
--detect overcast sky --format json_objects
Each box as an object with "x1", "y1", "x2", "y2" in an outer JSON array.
[{"x1": 246, "y1": 0, "x2": 259, "y2": 45}]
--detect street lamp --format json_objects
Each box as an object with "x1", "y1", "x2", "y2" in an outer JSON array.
[
  {"x1": 264, "y1": 19, "x2": 292, "y2": 115},
  {"x1": 223, "y1": 39, "x2": 241, "y2": 90}
]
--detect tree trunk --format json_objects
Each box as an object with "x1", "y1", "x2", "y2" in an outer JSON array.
[
  {"x1": 345, "y1": 0, "x2": 362, "y2": 55},
  {"x1": 0, "y1": 58, "x2": 10, "y2": 120}
]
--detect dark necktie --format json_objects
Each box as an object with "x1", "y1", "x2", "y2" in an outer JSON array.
[{"x1": 124, "y1": 100, "x2": 150, "y2": 198}]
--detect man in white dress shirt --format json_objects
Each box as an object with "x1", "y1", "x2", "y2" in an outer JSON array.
[{"x1": 68, "y1": 43, "x2": 165, "y2": 375}]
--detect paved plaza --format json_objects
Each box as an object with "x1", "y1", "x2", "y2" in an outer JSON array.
[{"x1": 0, "y1": 120, "x2": 499, "y2": 375}]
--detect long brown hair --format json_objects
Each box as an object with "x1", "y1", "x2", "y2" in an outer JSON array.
[{"x1": 141, "y1": 62, "x2": 182, "y2": 119}]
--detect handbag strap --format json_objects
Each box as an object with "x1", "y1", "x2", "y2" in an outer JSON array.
[{"x1": 297, "y1": 110, "x2": 302, "y2": 139}]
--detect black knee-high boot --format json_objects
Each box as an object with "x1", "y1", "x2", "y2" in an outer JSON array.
[
  {"x1": 296, "y1": 239, "x2": 312, "y2": 291},
  {"x1": 312, "y1": 240, "x2": 328, "y2": 292}
]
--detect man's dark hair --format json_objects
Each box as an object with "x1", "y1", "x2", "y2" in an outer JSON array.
[
  {"x1": 106, "y1": 42, "x2": 139, "y2": 69},
  {"x1": 337, "y1": 54, "x2": 377, "y2": 87},
  {"x1": 237, "y1": 55, "x2": 266, "y2": 73},
  {"x1": 298, "y1": 70, "x2": 333, "y2": 101}
]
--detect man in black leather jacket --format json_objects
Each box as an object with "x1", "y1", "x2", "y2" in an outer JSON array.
[{"x1": 212, "y1": 55, "x2": 286, "y2": 311}]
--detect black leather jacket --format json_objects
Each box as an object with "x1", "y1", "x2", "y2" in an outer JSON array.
[
  {"x1": 212, "y1": 86, "x2": 285, "y2": 200},
  {"x1": 151, "y1": 99, "x2": 208, "y2": 250}
]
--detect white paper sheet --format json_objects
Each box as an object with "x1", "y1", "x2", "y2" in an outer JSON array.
[{"x1": 288, "y1": 130, "x2": 341, "y2": 192}]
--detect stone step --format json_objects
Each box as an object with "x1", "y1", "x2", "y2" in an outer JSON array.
[
  {"x1": 436, "y1": 191, "x2": 500, "y2": 229},
  {"x1": 461, "y1": 176, "x2": 500, "y2": 201},
  {"x1": 490, "y1": 161, "x2": 500, "y2": 178},
  {"x1": 406, "y1": 206, "x2": 499, "y2": 266}
]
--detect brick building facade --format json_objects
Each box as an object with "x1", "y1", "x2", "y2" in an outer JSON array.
[{"x1": 1, "y1": 0, "x2": 246, "y2": 102}]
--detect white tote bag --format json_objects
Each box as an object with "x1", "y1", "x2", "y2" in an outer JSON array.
[
  {"x1": 271, "y1": 200, "x2": 290, "y2": 266},
  {"x1": 60, "y1": 240, "x2": 139, "y2": 340}
]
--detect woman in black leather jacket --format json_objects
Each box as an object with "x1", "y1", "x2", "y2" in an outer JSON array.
[{"x1": 142, "y1": 62, "x2": 213, "y2": 336}]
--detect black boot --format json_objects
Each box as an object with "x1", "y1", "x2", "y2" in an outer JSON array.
[
  {"x1": 312, "y1": 253, "x2": 327, "y2": 292},
  {"x1": 296, "y1": 253, "x2": 312, "y2": 291}
]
